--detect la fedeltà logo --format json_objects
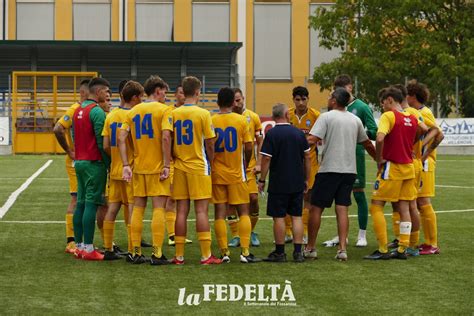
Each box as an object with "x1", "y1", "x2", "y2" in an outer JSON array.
[{"x1": 178, "y1": 280, "x2": 297, "y2": 306}]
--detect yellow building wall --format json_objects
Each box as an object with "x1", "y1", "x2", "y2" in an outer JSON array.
[
  {"x1": 111, "y1": 0, "x2": 120, "y2": 41},
  {"x1": 8, "y1": 0, "x2": 15, "y2": 39},
  {"x1": 55, "y1": 0, "x2": 72, "y2": 40},
  {"x1": 174, "y1": 0, "x2": 192, "y2": 41}
]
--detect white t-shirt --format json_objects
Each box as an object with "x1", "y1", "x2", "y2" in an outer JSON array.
[{"x1": 310, "y1": 109, "x2": 368, "y2": 174}]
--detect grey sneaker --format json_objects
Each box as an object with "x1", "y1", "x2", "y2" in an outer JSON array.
[
  {"x1": 303, "y1": 248, "x2": 318, "y2": 259},
  {"x1": 335, "y1": 250, "x2": 348, "y2": 261}
]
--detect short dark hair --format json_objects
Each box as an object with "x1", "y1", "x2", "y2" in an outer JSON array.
[
  {"x1": 379, "y1": 87, "x2": 404, "y2": 103},
  {"x1": 182, "y1": 76, "x2": 201, "y2": 98},
  {"x1": 88, "y1": 77, "x2": 110, "y2": 93},
  {"x1": 233, "y1": 87, "x2": 243, "y2": 95},
  {"x1": 292, "y1": 86, "x2": 309, "y2": 98},
  {"x1": 334, "y1": 74, "x2": 352, "y2": 88},
  {"x1": 406, "y1": 80, "x2": 430, "y2": 104},
  {"x1": 174, "y1": 84, "x2": 182, "y2": 92},
  {"x1": 217, "y1": 87, "x2": 235, "y2": 108},
  {"x1": 121, "y1": 81, "x2": 144, "y2": 102},
  {"x1": 118, "y1": 80, "x2": 130, "y2": 94},
  {"x1": 331, "y1": 87, "x2": 351, "y2": 107},
  {"x1": 80, "y1": 79, "x2": 90, "y2": 87},
  {"x1": 392, "y1": 84, "x2": 407, "y2": 99},
  {"x1": 143, "y1": 75, "x2": 167, "y2": 96}
]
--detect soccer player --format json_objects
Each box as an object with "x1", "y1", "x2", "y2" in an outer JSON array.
[
  {"x1": 364, "y1": 87, "x2": 421, "y2": 260},
  {"x1": 53, "y1": 79, "x2": 90, "y2": 254},
  {"x1": 165, "y1": 76, "x2": 221, "y2": 265},
  {"x1": 72, "y1": 77, "x2": 111, "y2": 261},
  {"x1": 287, "y1": 86, "x2": 320, "y2": 245},
  {"x1": 323, "y1": 75, "x2": 378, "y2": 247},
  {"x1": 101, "y1": 81, "x2": 144, "y2": 261},
  {"x1": 406, "y1": 80, "x2": 444, "y2": 255},
  {"x1": 212, "y1": 87, "x2": 259, "y2": 263},
  {"x1": 227, "y1": 88, "x2": 263, "y2": 248},
  {"x1": 119, "y1": 75, "x2": 172, "y2": 265}
]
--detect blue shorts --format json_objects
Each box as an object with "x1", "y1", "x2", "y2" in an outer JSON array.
[{"x1": 266, "y1": 192, "x2": 304, "y2": 218}]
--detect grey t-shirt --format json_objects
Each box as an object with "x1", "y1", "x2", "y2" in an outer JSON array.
[{"x1": 310, "y1": 109, "x2": 368, "y2": 174}]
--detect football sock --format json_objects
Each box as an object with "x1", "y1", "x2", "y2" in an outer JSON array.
[
  {"x1": 126, "y1": 224, "x2": 132, "y2": 253},
  {"x1": 418, "y1": 207, "x2": 429, "y2": 243},
  {"x1": 175, "y1": 236, "x2": 186, "y2": 258},
  {"x1": 250, "y1": 212, "x2": 259, "y2": 231},
  {"x1": 398, "y1": 222, "x2": 412, "y2": 253},
  {"x1": 358, "y1": 229, "x2": 367, "y2": 240},
  {"x1": 214, "y1": 219, "x2": 228, "y2": 254},
  {"x1": 151, "y1": 208, "x2": 166, "y2": 252},
  {"x1": 65, "y1": 214, "x2": 75, "y2": 243},
  {"x1": 123, "y1": 205, "x2": 131, "y2": 226},
  {"x1": 131, "y1": 206, "x2": 145, "y2": 256},
  {"x1": 275, "y1": 244, "x2": 285, "y2": 254},
  {"x1": 370, "y1": 203, "x2": 388, "y2": 253},
  {"x1": 73, "y1": 202, "x2": 85, "y2": 244},
  {"x1": 302, "y1": 208, "x2": 309, "y2": 236},
  {"x1": 227, "y1": 215, "x2": 239, "y2": 238},
  {"x1": 419, "y1": 204, "x2": 438, "y2": 247},
  {"x1": 409, "y1": 230, "x2": 420, "y2": 248},
  {"x1": 285, "y1": 215, "x2": 292, "y2": 236},
  {"x1": 197, "y1": 231, "x2": 212, "y2": 259},
  {"x1": 354, "y1": 191, "x2": 369, "y2": 230},
  {"x1": 294, "y1": 243, "x2": 302, "y2": 253},
  {"x1": 392, "y1": 211, "x2": 401, "y2": 240},
  {"x1": 103, "y1": 220, "x2": 115, "y2": 251},
  {"x1": 83, "y1": 202, "x2": 98, "y2": 245},
  {"x1": 239, "y1": 215, "x2": 251, "y2": 256},
  {"x1": 165, "y1": 210, "x2": 176, "y2": 238}
]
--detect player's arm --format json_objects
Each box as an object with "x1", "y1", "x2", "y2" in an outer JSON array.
[
  {"x1": 244, "y1": 141, "x2": 252, "y2": 170},
  {"x1": 375, "y1": 132, "x2": 386, "y2": 172},
  {"x1": 254, "y1": 132, "x2": 263, "y2": 174},
  {"x1": 53, "y1": 122, "x2": 74, "y2": 160},
  {"x1": 203, "y1": 112, "x2": 216, "y2": 162},
  {"x1": 205, "y1": 137, "x2": 216, "y2": 162},
  {"x1": 364, "y1": 106, "x2": 378, "y2": 141},
  {"x1": 101, "y1": 117, "x2": 111, "y2": 156},
  {"x1": 362, "y1": 139, "x2": 376, "y2": 160},
  {"x1": 303, "y1": 149, "x2": 311, "y2": 194},
  {"x1": 421, "y1": 129, "x2": 444, "y2": 162},
  {"x1": 161, "y1": 129, "x2": 172, "y2": 180},
  {"x1": 118, "y1": 123, "x2": 132, "y2": 182},
  {"x1": 356, "y1": 118, "x2": 375, "y2": 160},
  {"x1": 308, "y1": 114, "x2": 325, "y2": 145}
]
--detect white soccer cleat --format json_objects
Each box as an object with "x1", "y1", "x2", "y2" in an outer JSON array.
[
  {"x1": 322, "y1": 236, "x2": 339, "y2": 247},
  {"x1": 356, "y1": 237, "x2": 368, "y2": 247}
]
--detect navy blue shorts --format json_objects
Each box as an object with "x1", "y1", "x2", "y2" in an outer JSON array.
[{"x1": 266, "y1": 192, "x2": 304, "y2": 218}]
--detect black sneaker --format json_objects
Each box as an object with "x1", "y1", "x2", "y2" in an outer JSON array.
[
  {"x1": 125, "y1": 253, "x2": 134, "y2": 263},
  {"x1": 263, "y1": 251, "x2": 287, "y2": 263},
  {"x1": 150, "y1": 254, "x2": 170, "y2": 266},
  {"x1": 364, "y1": 250, "x2": 391, "y2": 260},
  {"x1": 141, "y1": 240, "x2": 152, "y2": 248},
  {"x1": 389, "y1": 250, "x2": 408, "y2": 260},
  {"x1": 131, "y1": 254, "x2": 147, "y2": 264},
  {"x1": 293, "y1": 251, "x2": 304, "y2": 263},
  {"x1": 388, "y1": 239, "x2": 399, "y2": 250},
  {"x1": 113, "y1": 245, "x2": 127, "y2": 256},
  {"x1": 103, "y1": 250, "x2": 122, "y2": 261},
  {"x1": 240, "y1": 253, "x2": 262, "y2": 263}
]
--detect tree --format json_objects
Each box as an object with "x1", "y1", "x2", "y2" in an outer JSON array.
[{"x1": 310, "y1": 0, "x2": 474, "y2": 117}]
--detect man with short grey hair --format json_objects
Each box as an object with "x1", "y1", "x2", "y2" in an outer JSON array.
[
  {"x1": 258, "y1": 103, "x2": 311, "y2": 263},
  {"x1": 305, "y1": 87, "x2": 376, "y2": 261}
]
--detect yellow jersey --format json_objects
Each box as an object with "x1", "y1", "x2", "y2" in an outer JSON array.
[
  {"x1": 57, "y1": 102, "x2": 80, "y2": 167},
  {"x1": 419, "y1": 106, "x2": 438, "y2": 161},
  {"x1": 121, "y1": 101, "x2": 171, "y2": 174},
  {"x1": 289, "y1": 106, "x2": 320, "y2": 167},
  {"x1": 164, "y1": 104, "x2": 215, "y2": 175},
  {"x1": 242, "y1": 109, "x2": 262, "y2": 172},
  {"x1": 102, "y1": 107, "x2": 134, "y2": 180},
  {"x1": 404, "y1": 107, "x2": 424, "y2": 160},
  {"x1": 211, "y1": 112, "x2": 253, "y2": 184}
]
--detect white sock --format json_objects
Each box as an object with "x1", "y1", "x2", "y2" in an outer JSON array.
[
  {"x1": 358, "y1": 229, "x2": 367, "y2": 239},
  {"x1": 84, "y1": 244, "x2": 94, "y2": 253},
  {"x1": 399, "y1": 222, "x2": 412, "y2": 235}
]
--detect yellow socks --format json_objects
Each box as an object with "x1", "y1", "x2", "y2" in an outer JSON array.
[
  {"x1": 410, "y1": 230, "x2": 420, "y2": 248},
  {"x1": 419, "y1": 204, "x2": 438, "y2": 247},
  {"x1": 165, "y1": 210, "x2": 176, "y2": 238},
  {"x1": 175, "y1": 235, "x2": 186, "y2": 258},
  {"x1": 214, "y1": 219, "x2": 228, "y2": 255},
  {"x1": 126, "y1": 224, "x2": 132, "y2": 254},
  {"x1": 151, "y1": 208, "x2": 166, "y2": 257},
  {"x1": 398, "y1": 221, "x2": 412, "y2": 253},
  {"x1": 285, "y1": 214, "x2": 292, "y2": 236},
  {"x1": 239, "y1": 215, "x2": 251, "y2": 256},
  {"x1": 302, "y1": 208, "x2": 309, "y2": 236},
  {"x1": 197, "y1": 231, "x2": 212, "y2": 259},
  {"x1": 250, "y1": 212, "x2": 259, "y2": 231},
  {"x1": 131, "y1": 206, "x2": 145, "y2": 255},
  {"x1": 227, "y1": 215, "x2": 239, "y2": 238},
  {"x1": 65, "y1": 214, "x2": 74, "y2": 241},
  {"x1": 392, "y1": 211, "x2": 400, "y2": 240},
  {"x1": 370, "y1": 203, "x2": 388, "y2": 253},
  {"x1": 103, "y1": 220, "x2": 115, "y2": 251}
]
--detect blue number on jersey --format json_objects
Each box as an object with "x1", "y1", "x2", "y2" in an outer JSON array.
[
  {"x1": 110, "y1": 122, "x2": 122, "y2": 147},
  {"x1": 215, "y1": 127, "x2": 237, "y2": 153},
  {"x1": 174, "y1": 120, "x2": 194, "y2": 145},
  {"x1": 133, "y1": 114, "x2": 154, "y2": 140}
]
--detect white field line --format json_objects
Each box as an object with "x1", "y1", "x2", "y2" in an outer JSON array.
[
  {"x1": 1, "y1": 208, "x2": 473, "y2": 224},
  {"x1": 0, "y1": 160, "x2": 53, "y2": 219},
  {"x1": 366, "y1": 182, "x2": 473, "y2": 189}
]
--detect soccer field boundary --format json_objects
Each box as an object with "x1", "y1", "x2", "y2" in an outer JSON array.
[
  {"x1": 0, "y1": 160, "x2": 53, "y2": 219},
  {"x1": 1, "y1": 208, "x2": 473, "y2": 224}
]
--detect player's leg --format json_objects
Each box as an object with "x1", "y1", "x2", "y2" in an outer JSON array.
[
  {"x1": 417, "y1": 161, "x2": 439, "y2": 255},
  {"x1": 353, "y1": 148, "x2": 368, "y2": 247},
  {"x1": 289, "y1": 191, "x2": 304, "y2": 262},
  {"x1": 129, "y1": 173, "x2": 148, "y2": 263},
  {"x1": 65, "y1": 164, "x2": 77, "y2": 253},
  {"x1": 103, "y1": 200, "x2": 123, "y2": 260},
  {"x1": 302, "y1": 191, "x2": 311, "y2": 245},
  {"x1": 263, "y1": 194, "x2": 288, "y2": 262},
  {"x1": 391, "y1": 199, "x2": 411, "y2": 260},
  {"x1": 165, "y1": 197, "x2": 177, "y2": 244},
  {"x1": 226, "y1": 205, "x2": 240, "y2": 247},
  {"x1": 170, "y1": 168, "x2": 191, "y2": 264},
  {"x1": 73, "y1": 162, "x2": 86, "y2": 258},
  {"x1": 407, "y1": 199, "x2": 421, "y2": 256},
  {"x1": 247, "y1": 174, "x2": 261, "y2": 247},
  {"x1": 214, "y1": 202, "x2": 230, "y2": 261},
  {"x1": 389, "y1": 207, "x2": 401, "y2": 249},
  {"x1": 284, "y1": 214, "x2": 293, "y2": 243},
  {"x1": 150, "y1": 194, "x2": 170, "y2": 265}
]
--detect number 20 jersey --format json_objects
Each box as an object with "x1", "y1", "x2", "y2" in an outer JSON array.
[
  {"x1": 165, "y1": 104, "x2": 216, "y2": 175},
  {"x1": 121, "y1": 101, "x2": 171, "y2": 174}
]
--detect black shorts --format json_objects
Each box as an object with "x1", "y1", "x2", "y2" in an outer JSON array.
[
  {"x1": 266, "y1": 192, "x2": 304, "y2": 218},
  {"x1": 311, "y1": 173, "x2": 356, "y2": 208}
]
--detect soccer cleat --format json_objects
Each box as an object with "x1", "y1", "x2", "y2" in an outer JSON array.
[
  {"x1": 220, "y1": 255, "x2": 231, "y2": 263},
  {"x1": 364, "y1": 250, "x2": 390, "y2": 260},
  {"x1": 240, "y1": 253, "x2": 261, "y2": 263},
  {"x1": 302, "y1": 235, "x2": 308, "y2": 245},
  {"x1": 150, "y1": 254, "x2": 170, "y2": 266},
  {"x1": 82, "y1": 250, "x2": 104, "y2": 261},
  {"x1": 418, "y1": 243, "x2": 430, "y2": 251},
  {"x1": 356, "y1": 237, "x2": 368, "y2": 247},
  {"x1": 65, "y1": 242, "x2": 76, "y2": 254},
  {"x1": 113, "y1": 245, "x2": 127, "y2": 256},
  {"x1": 293, "y1": 251, "x2": 304, "y2": 263},
  {"x1": 130, "y1": 254, "x2": 147, "y2": 264},
  {"x1": 103, "y1": 250, "x2": 122, "y2": 261},
  {"x1": 389, "y1": 250, "x2": 408, "y2": 260},
  {"x1": 250, "y1": 232, "x2": 261, "y2": 247},
  {"x1": 407, "y1": 247, "x2": 420, "y2": 257},
  {"x1": 284, "y1": 235, "x2": 293, "y2": 244},
  {"x1": 169, "y1": 257, "x2": 185, "y2": 265},
  {"x1": 419, "y1": 245, "x2": 440, "y2": 255},
  {"x1": 322, "y1": 236, "x2": 339, "y2": 247},
  {"x1": 185, "y1": 238, "x2": 193, "y2": 244},
  {"x1": 74, "y1": 248, "x2": 84, "y2": 259},
  {"x1": 200, "y1": 255, "x2": 222, "y2": 265},
  {"x1": 303, "y1": 248, "x2": 318, "y2": 260},
  {"x1": 125, "y1": 253, "x2": 134, "y2": 263},
  {"x1": 168, "y1": 237, "x2": 175, "y2": 246},
  {"x1": 263, "y1": 251, "x2": 287, "y2": 263},
  {"x1": 335, "y1": 250, "x2": 348, "y2": 261},
  {"x1": 141, "y1": 240, "x2": 152, "y2": 248},
  {"x1": 228, "y1": 236, "x2": 240, "y2": 248},
  {"x1": 388, "y1": 239, "x2": 399, "y2": 249}
]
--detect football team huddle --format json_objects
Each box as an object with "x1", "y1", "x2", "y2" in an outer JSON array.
[{"x1": 53, "y1": 73, "x2": 443, "y2": 264}]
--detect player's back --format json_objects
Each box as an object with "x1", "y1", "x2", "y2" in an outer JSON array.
[
  {"x1": 419, "y1": 106, "x2": 438, "y2": 161},
  {"x1": 171, "y1": 104, "x2": 215, "y2": 175},
  {"x1": 212, "y1": 112, "x2": 251, "y2": 184},
  {"x1": 125, "y1": 101, "x2": 169, "y2": 174},
  {"x1": 405, "y1": 107, "x2": 424, "y2": 160}
]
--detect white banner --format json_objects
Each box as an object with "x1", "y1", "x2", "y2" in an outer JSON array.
[
  {"x1": 0, "y1": 117, "x2": 9, "y2": 145},
  {"x1": 437, "y1": 118, "x2": 474, "y2": 146}
]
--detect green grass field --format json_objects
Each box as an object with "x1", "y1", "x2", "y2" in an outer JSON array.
[{"x1": 0, "y1": 155, "x2": 473, "y2": 315}]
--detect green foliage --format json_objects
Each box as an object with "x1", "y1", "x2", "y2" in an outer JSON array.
[{"x1": 310, "y1": 0, "x2": 474, "y2": 117}]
